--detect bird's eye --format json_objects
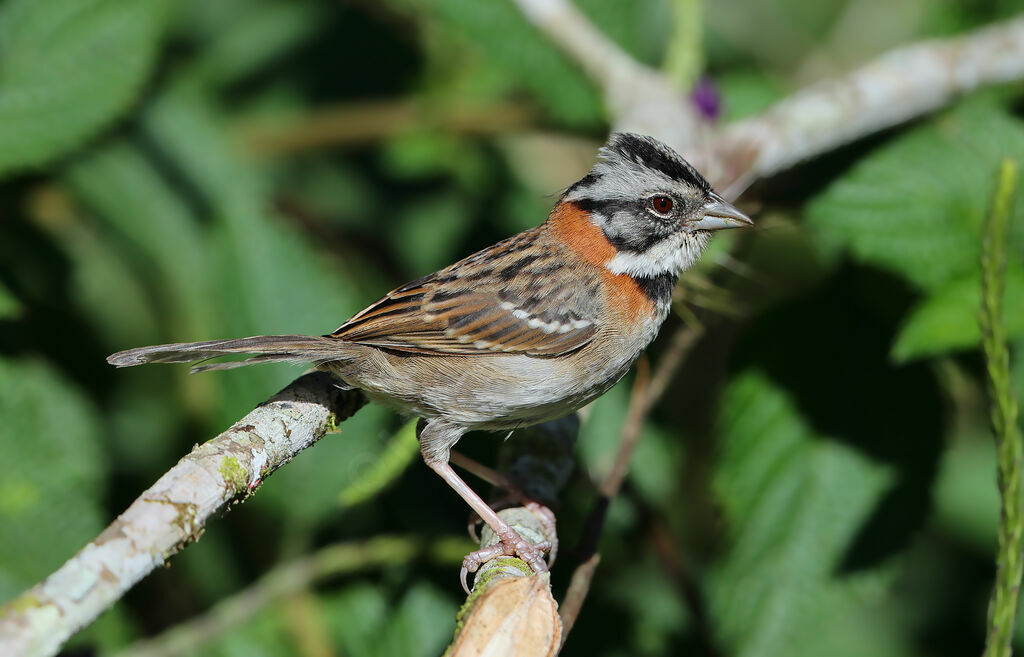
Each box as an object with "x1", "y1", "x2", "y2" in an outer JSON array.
[{"x1": 649, "y1": 195, "x2": 674, "y2": 215}]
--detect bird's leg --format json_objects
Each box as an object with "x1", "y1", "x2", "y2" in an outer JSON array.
[
  {"x1": 449, "y1": 448, "x2": 558, "y2": 565},
  {"x1": 449, "y1": 450, "x2": 519, "y2": 542},
  {"x1": 417, "y1": 419, "x2": 551, "y2": 590}
]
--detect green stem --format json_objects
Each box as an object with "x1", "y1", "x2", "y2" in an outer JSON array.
[
  {"x1": 981, "y1": 157, "x2": 1022, "y2": 657},
  {"x1": 662, "y1": 0, "x2": 703, "y2": 90}
]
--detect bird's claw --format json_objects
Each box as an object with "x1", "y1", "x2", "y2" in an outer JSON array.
[{"x1": 460, "y1": 536, "x2": 552, "y2": 594}]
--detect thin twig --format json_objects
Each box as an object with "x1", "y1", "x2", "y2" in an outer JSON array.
[
  {"x1": 980, "y1": 158, "x2": 1022, "y2": 657},
  {"x1": 559, "y1": 325, "x2": 703, "y2": 641},
  {"x1": 557, "y1": 554, "x2": 600, "y2": 648},
  {"x1": 510, "y1": 0, "x2": 1024, "y2": 193},
  {"x1": 605, "y1": 325, "x2": 703, "y2": 498},
  {"x1": 242, "y1": 99, "x2": 533, "y2": 156}
]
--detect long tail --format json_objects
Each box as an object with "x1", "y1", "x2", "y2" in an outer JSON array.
[{"x1": 107, "y1": 335, "x2": 355, "y2": 373}]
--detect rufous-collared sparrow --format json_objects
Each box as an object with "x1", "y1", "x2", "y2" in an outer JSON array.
[{"x1": 109, "y1": 133, "x2": 752, "y2": 586}]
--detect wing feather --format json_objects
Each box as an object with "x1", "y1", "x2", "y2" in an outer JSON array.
[{"x1": 330, "y1": 228, "x2": 601, "y2": 356}]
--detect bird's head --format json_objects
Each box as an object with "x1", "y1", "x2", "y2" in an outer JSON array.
[{"x1": 560, "y1": 132, "x2": 752, "y2": 280}]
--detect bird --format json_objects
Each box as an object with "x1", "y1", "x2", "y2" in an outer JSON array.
[{"x1": 108, "y1": 132, "x2": 752, "y2": 588}]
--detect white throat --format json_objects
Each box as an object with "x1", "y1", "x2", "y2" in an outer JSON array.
[{"x1": 603, "y1": 231, "x2": 709, "y2": 278}]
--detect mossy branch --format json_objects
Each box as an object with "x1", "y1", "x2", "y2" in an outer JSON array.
[
  {"x1": 0, "y1": 372, "x2": 366, "y2": 657},
  {"x1": 445, "y1": 417, "x2": 578, "y2": 657},
  {"x1": 981, "y1": 158, "x2": 1022, "y2": 657}
]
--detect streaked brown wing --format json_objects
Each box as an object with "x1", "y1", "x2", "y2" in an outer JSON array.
[{"x1": 330, "y1": 229, "x2": 601, "y2": 356}]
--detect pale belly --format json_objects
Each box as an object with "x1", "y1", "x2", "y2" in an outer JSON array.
[{"x1": 330, "y1": 320, "x2": 659, "y2": 430}]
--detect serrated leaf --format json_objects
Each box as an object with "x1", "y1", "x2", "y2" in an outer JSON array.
[
  {"x1": 807, "y1": 100, "x2": 1024, "y2": 291},
  {"x1": 892, "y1": 267, "x2": 1024, "y2": 362},
  {"x1": 0, "y1": 0, "x2": 169, "y2": 176},
  {"x1": 709, "y1": 371, "x2": 894, "y2": 657},
  {"x1": 0, "y1": 357, "x2": 106, "y2": 602}
]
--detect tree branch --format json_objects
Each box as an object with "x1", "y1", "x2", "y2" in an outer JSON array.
[
  {"x1": 0, "y1": 373, "x2": 365, "y2": 657},
  {"x1": 711, "y1": 15, "x2": 1024, "y2": 190},
  {"x1": 509, "y1": 0, "x2": 704, "y2": 152},
  {"x1": 510, "y1": 0, "x2": 1024, "y2": 194}
]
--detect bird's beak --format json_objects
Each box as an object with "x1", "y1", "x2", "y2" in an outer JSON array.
[{"x1": 690, "y1": 192, "x2": 753, "y2": 231}]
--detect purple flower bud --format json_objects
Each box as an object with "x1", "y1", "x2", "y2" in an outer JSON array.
[{"x1": 690, "y1": 76, "x2": 720, "y2": 121}]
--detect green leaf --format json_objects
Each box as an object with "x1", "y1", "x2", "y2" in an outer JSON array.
[
  {"x1": 1014, "y1": 339, "x2": 1024, "y2": 409},
  {"x1": 141, "y1": 86, "x2": 364, "y2": 427},
  {"x1": 183, "y1": 0, "x2": 324, "y2": 87},
  {"x1": 0, "y1": 279, "x2": 22, "y2": 320},
  {"x1": 576, "y1": 376, "x2": 682, "y2": 506},
  {"x1": 424, "y1": 0, "x2": 603, "y2": 126},
  {"x1": 933, "y1": 431, "x2": 1000, "y2": 552},
  {"x1": 0, "y1": 0, "x2": 169, "y2": 176},
  {"x1": 252, "y1": 404, "x2": 393, "y2": 527},
  {"x1": 321, "y1": 582, "x2": 456, "y2": 657},
  {"x1": 0, "y1": 357, "x2": 106, "y2": 602},
  {"x1": 807, "y1": 100, "x2": 1024, "y2": 291},
  {"x1": 372, "y1": 583, "x2": 458, "y2": 657},
  {"x1": 392, "y1": 193, "x2": 474, "y2": 274},
  {"x1": 339, "y1": 420, "x2": 420, "y2": 508},
  {"x1": 64, "y1": 141, "x2": 214, "y2": 343},
  {"x1": 709, "y1": 371, "x2": 895, "y2": 657},
  {"x1": 893, "y1": 266, "x2": 1024, "y2": 362},
  {"x1": 603, "y1": 554, "x2": 690, "y2": 654}
]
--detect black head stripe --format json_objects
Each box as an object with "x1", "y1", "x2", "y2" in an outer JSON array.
[
  {"x1": 608, "y1": 133, "x2": 711, "y2": 193},
  {"x1": 563, "y1": 172, "x2": 602, "y2": 197}
]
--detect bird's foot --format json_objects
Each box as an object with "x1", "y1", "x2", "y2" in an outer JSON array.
[
  {"x1": 460, "y1": 526, "x2": 552, "y2": 594},
  {"x1": 466, "y1": 500, "x2": 558, "y2": 568}
]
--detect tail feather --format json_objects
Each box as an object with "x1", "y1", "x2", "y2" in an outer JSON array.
[{"x1": 106, "y1": 335, "x2": 353, "y2": 371}]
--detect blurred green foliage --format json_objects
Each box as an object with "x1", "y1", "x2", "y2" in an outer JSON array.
[{"x1": 1, "y1": 0, "x2": 1023, "y2": 656}]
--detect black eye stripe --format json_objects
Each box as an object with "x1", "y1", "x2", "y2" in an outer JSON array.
[
  {"x1": 570, "y1": 197, "x2": 633, "y2": 214},
  {"x1": 602, "y1": 228, "x2": 672, "y2": 254}
]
